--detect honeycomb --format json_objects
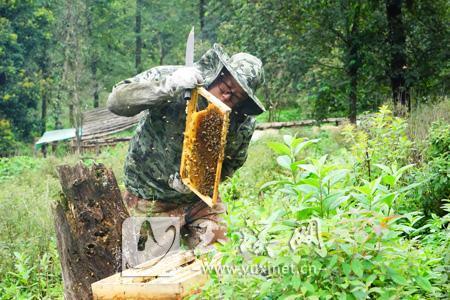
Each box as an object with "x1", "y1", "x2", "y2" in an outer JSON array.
[{"x1": 183, "y1": 103, "x2": 225, "y2": 197}]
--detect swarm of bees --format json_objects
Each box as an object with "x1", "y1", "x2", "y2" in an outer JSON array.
[{"x1": 183, "y1": 103, "x2": 225, "y2": 197}]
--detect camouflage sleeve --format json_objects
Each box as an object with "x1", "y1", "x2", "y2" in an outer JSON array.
[
  {"x1": 221, "y1": 117, "x2": 256, "y2": 181},
  {"x1": 107, "y1": 65, "x2": 182, "y2": 117}
]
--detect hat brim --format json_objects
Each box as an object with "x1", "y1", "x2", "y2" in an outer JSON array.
[{"x1": 213, "y1": 45, "x2": 265, "y2": 115}]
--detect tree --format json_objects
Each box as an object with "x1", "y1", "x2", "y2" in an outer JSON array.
[
  {"x1": 0, "y1": 1, "x2": 55, "y2": 142},
  {"x1": 59, "y1": 0, "x2": 85, "y2": 153},
  {"x1": 386, "y1": 0, "x2": 410, "y2": 114},
  {"x1": 135, "y1": 0, "x2": 143, "y2": 73}
]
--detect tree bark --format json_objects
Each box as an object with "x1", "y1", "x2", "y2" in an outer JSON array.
[
  {"x1": 86, "y1": 0, "x2": 100, "y2": 108},
  {"x1": 199, "y1": 0, "x2": 206, "y2": 39},
  {"x1": 53, "y1": 162, "x2": 129, "y2": 300},
  {"x1": 346, "y1": 4, "x2": 360, "y2": 124},
  {"x1": 40, "y1": 57, "x2": 49, "y2": 157},
  {"x1": 135, "y1": 0, "x2": 143, "y2": 73},
  {"x1": 386, "y1": 0, "x2": 410, "y2": 115}
]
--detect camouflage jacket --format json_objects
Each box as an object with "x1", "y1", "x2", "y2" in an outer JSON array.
[{"x1": 107, "y1": 47, "x2": 258, "y2": 203}]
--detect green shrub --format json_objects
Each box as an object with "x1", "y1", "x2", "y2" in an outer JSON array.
[
  {"x1": 408, "y1": 98, "x2": 450, "y2": 153},
  {"x1": 417, "y1": 122, "x2": 450, "y2": 216},
  {"x1": 342, "y1": 106, "x2": 413, "y2": 183},
  {"x1": 0, "y1": 241, "x2": 62, "y2": 299},
  {"x1": 199, "y1": 132, "x2": 448, "y2": 299},
  {"x1": 0, "y1": 119, "x2": 16, "y2": 157},
  {"x1": 0, "y1": 156, "x2": 42, "y2": 182}
]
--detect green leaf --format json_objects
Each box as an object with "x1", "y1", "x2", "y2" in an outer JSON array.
[
  {"x1": 277, "y1": 155, "x2": 292, "y2": 169},
  {"x1": 351, "y1": 259, "x2": 364, "y2": 278},
  {"x1": 265, "y1": 209, "x2": 285, "y2": 225},
  {"x1": 302, "y1": 281, "x2": 316, "y2": 294},
  {"x1": 382, "y1": 175, "x2": 395, "y2": 186},
  {"x1": 374, "y1": 164, "x2": 392, "y2": 175},
  {"x1": 283, "y1": 135, "x2": 294, "y2": 146},
  {"x1": 293, "y1": 139, "x2": 320, "y2": 155},
  {"x1": 259, "y1": 180, "x2": 292, "y2": 191},
  {"x1": 329, "y1": 195, "x2": 350, "y2": 210},
  {"x1": 388, "y1": 268, "x2": 407, "y2": 285},
  {"x1": 380, "y1": 193, "x2": 396, "y2": 207},
  {"x1": 315, "y1": 247, "x2": 327, "y2": 257},
  {"x1": 415, "y1": 276, "x2": 432, "y2": 292},
  {"x1": 295, "y1": 183, "x2": 319, "y2": 195},
  {"x1": 395, "y1": 164, "x2": 415, "y2": 179},
  {"x1": 328, "y1": 255, "x2": 338, "y2": 268},
  {"x1": 295, "y1": 207, "x2": 315, "y2": 220},
  {"x1": 318, "y1": 154, "x2": 328, "y2": 166},
  {"x1": 259, "y1": 180, "x2": 280, "y2": 191},
  {"x1": 342, "y1": 262, "x2": 351, "y2": 276},
  {"x1": 291, "y1": 276, "x2": 302, "y2": 290},
  {"x1": 323, "y1": 169, "x2": 349, "y2": 187},
  {"x1": 267, "y1": 141, "x2": 291, "y2": 156},
  {"x1": 370, "y1": 177, "x2": 382, "y2": 195},
  {"x1": 398, "y1": 182, "x2": 423, "y2": 193},
  {"x1": 298, "y1": 164, "x2": 318, "y2": 175}
]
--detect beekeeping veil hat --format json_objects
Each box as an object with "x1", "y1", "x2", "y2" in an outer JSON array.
[{"x1": 195, "y1": 43, "x2": 266, "y2": 115}]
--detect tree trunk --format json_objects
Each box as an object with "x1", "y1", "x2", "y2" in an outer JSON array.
[
  {"x1": 69, "y1": 103, "x2": 74, "y2": 127},
  {"x1": 53, "y1": 162, "x2": 129, "y2": 300},
  {"x1": 386, "y1": 0, "x2": 410, "y2": 115},
  {"x1": 86, "y1": 0, "x2": 100, "y2": 108},
  {"x1": 54, "y1": 84, "x2": 63, "y2": 130},
  {"x1": 135, "y1": 0, "x2": 143, "y2": 73},
  {"x1": 199, "y1": 0, "x2": 206, "y2": 39},
  {"x1": 91, "y1": 58, "x2": 99, "y2": 108},
  {"x1": 158, "y1": 33, "x2": 165, "y2": 65},
  {"x1": 348, "y1": 55, "x2": 358, "y2": 124},
  {"x1": 346, "y1": 4, "x2": 360, "y2": 124}
]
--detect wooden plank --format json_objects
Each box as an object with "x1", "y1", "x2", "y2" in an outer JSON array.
[
  {"x1": 123, "y1": 251, "x2": 196, "y2": 280},
  {"x1": 91, "y1": 250, "x2": 209, "y2": 300},
  {"x1": 198, "y1": 87, "x2": 231, "y2": 113},
  {"x1": 180, "y1": 87, "x2": 230, "y2": 207}
]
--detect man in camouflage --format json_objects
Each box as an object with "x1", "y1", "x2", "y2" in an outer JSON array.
[{"x1": 107, "y1": 44, "x2": 265, "y2": 248}]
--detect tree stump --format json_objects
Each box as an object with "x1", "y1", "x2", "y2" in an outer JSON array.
[{"x1": 53, "y1": 162, "x2": 129, "y2": 300}]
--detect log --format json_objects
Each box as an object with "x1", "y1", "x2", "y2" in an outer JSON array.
[
  {"x1": 53, "y1": 162, "x2": 130, "y2": 300},
  {"x1": 254, "y1": 117, "x2": 347, "y2": 130}
]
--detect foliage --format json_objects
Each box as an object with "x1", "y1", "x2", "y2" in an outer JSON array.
[
  {"x1": 407, "y1": 97, "x2": 450, "y2": 155},
  {"x1": 0, "y1": 119, "x2": 15, "y2": 157},
  {"x1": 415, "y1": 122, "x2": 450, "y2": 216},
  {"x1": 0, "y1": 156, "x2": 42, "y2": 182},
  {"x1": 199, "y1": 128, "x2": 448, "y2": 299},
  {"x1": 0, "y1": 243, "x2": 62, "y2": 299},
  {"x1": 0, "y1": 1, "x2": 55, "y2": 141},
  {"x1": 342, "y1": 106, "x2": 413, "y2": 182},
  {"x1": 0, "y1": 143, "x2": 129, "y2": 298}
]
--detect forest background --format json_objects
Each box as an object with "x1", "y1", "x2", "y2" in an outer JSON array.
[
  {"x1": 0, "y1": 0, "x2": 449, "y2": 299},
  {"x1": 0, "y1": 0, "x2": 448, "y2": 155}
]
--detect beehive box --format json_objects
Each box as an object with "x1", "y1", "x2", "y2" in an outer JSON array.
[
  {"x1": 92, "y1": 250, "x2": 208, "y2": 300},
  {"x1": 180, "y1": 87, "x2": 231, "y2": 207}
]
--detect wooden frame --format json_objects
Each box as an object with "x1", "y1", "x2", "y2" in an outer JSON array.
[
  {"x1": 91, "y1": 250, "x2": 208, "y2": 300},
  {"x1": 180, "y1": 87, "x2": 231, "y2": 207}
]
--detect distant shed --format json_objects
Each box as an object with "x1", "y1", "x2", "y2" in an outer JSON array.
[{"x1": 35, "y1": 108, "x2": 144, "y2": 150}]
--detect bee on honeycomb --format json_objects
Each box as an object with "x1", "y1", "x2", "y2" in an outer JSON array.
[{"x1": 184, "y1": 103, "x2": 226, "y2": 197}]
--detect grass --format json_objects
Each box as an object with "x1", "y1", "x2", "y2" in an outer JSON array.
[
  {"x1": 255, "y1": 107, "x2": 305, "y2": 123},
  {"x1": 0, "y1": 143, "x2": 129, "y2": 298},
  {"x1": 0, "y1": 103, "x2": 446, "y2": 297},
  {"x1": 1, "y1": 125, "x2": 342, "y2": 296},
  {"x1": 408, "y1": 97, "x2": 450, "y2": 149}
]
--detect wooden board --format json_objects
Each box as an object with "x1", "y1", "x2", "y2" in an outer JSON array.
[
  {"x1": 180, "y1": 87, "x2": 231, "y2": 207},
  {"x1": 92, "y1": 250, "x2": 209, "y2": 300}
]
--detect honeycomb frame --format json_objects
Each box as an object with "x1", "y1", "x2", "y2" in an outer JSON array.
[{"x1": 180, "y1": 87, "x2": 231, "y2": 207}]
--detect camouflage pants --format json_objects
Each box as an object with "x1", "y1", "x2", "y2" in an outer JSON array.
[{"x1": 123, "y1": 190, "x2": 228, "y2": 249}]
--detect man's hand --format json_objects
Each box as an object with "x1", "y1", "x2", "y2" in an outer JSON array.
[
  {"x1": 167, "y1": 67, "x2": 203, "y2": 91},
  {"x1": 168, "y1": 172, "x2": 191, "y2": 194}
]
